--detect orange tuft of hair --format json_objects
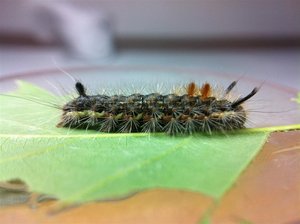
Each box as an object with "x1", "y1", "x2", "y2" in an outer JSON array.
[
  {"x1": 187, "y1": 82, "x2": 198, "y2": 97},
  {"x1": 200, "y1": 83, "x2": 212, "y2": 100}
]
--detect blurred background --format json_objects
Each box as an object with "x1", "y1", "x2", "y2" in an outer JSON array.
[{"x1": 0, "y1": 0, "x2": 299, "y2": 88}]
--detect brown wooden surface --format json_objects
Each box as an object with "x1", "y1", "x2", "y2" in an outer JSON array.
[
  {"x1": 0, "y1": 190, "x2": 212, "y2": 224},
  {"x1": 212, "y1": 130, "x2": 300, "y2": 224},
  {"x1": 0, "y1": 130, "x2": 299, "y2": 224}
]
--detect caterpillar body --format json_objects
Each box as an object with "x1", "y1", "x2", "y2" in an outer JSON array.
[{"x1": 57, "y1": 81, "x2": 258, "y2": 135}]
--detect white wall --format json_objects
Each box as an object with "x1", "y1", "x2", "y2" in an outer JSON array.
[{"x1": 0, "y1": 0, "x2": 299, "y2": 39}]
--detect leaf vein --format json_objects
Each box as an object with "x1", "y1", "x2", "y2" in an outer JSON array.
[{"x1": 67, "y1": 137, "x2": 191, "y2": 201}]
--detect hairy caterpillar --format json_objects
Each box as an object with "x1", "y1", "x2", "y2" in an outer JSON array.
[{"x1": 56, "y1": 81, "x2": 258, "y2": 135}]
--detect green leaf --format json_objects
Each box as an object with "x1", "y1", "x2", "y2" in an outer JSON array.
[{"x1": 0, "y1": 81, "x2": 270, "y2": 203}]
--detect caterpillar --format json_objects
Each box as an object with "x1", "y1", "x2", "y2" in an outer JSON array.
[{"x1": 56, "y1": 81, "x2": 258, "y2": 135}]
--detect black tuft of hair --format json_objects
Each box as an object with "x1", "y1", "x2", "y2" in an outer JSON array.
[
  {"x1": 231, "y1": 87, "x2": 259, "y2": 108},
  {"x1": 225, "y1": 81, "x2": 238, "y2": 94},
  {"x1": 75, "y1": 82, "x2": 87, "y2": 97}
]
